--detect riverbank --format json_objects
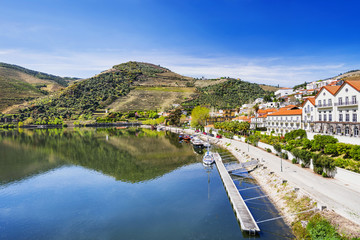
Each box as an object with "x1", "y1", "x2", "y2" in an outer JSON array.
[{"x1": 162, "y1": 126, "x2": 360, "y2": 238}]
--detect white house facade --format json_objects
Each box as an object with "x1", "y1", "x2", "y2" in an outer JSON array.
[
  {"x1": 275, "y1": 88, "x2": 294, "y2": 98},
  {"x1": 266, "y1": 107, "x2": 302, "y2": 135},
  {"x1": 308, "y1": 81, "x2": 360, "y2": 139}
]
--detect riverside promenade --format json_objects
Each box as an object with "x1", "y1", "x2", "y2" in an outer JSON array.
[{"x1": 164, "y1": 127, "x2": 360, "y2": 226}]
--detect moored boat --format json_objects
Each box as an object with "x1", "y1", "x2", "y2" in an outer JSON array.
[{"x1": 202, "y1": 150, "x2": 215, "y2": 165}]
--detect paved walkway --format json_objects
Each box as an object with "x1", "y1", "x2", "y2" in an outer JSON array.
[
  {"x1": 168, "y1": 127, "x2": 360, "y2": 225},
  {"x1": 215, "y1": 136, "x2": 360, "y2": 226}
]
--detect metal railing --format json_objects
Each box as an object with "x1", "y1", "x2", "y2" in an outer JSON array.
[{"x1": 334, "y1": 100, "x2": 357, "y2": 106}]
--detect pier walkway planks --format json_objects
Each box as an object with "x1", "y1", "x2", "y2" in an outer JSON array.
[{"x1": 213, "y1": 153, "x2": 260, "y2": 233}]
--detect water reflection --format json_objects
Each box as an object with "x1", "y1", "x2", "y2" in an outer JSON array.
[{"x1": 0, "y1": 128, "x2": 198, "y2": 185}]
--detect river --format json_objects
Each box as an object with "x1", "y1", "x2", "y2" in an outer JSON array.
[{"x1": 0, "y1": 128, "x2": 293, "y2": 239}]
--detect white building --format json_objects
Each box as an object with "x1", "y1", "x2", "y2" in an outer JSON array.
[
  {"x1": 275, "y1": 88, "x2": 294, "y2": 98},
  {"x1": 266, "y1": 106, "x2": 302, "y2": 135},
  {"x1": 306, "y1": 79, "x2": 338, "y2": 91},
  {"x1": 302, "y1": 97, "x2": 316, "y2": 131},
  {"x1": 306, "y1": 81, "x2": 360, "y2": 139}
]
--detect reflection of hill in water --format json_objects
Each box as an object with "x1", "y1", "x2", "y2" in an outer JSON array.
[{"x1": 0, "y1": 128, "x2": 198, "y2": 184}]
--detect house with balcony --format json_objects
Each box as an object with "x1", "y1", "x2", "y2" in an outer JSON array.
[
  {"x1": 266, "y1": 106, "x2": 302, "y2": 135},
  {"x1": 308, "y1": 81, "x2": 360, "y2": 139}
]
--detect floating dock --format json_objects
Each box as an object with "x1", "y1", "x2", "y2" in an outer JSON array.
[{"x1": 213, "y1": 153, "x2": 260, "y2": 234}]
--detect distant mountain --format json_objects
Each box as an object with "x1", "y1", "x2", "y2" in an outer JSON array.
[
  {"x1": 10, "y1": 61, "x2": 274, "y2": 118},
  {"x1": 0, "y1": 62, "x2": 79, "y2": 112}
]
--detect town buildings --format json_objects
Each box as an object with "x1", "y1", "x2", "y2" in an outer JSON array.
[{"x1": 266, "y1": 106, "x2": 302, "y2": 135}]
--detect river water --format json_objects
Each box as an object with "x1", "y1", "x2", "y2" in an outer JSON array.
[{"x1": 0, "y1": 128, "x2": 293, "y2": 239}]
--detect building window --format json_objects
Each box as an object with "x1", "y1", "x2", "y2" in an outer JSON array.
[
  {"x1": 353, "y1": 95, "x2": 357, "y2": 104},
  {"x1": 319, "y1": 115, "x2": 322, "y2": 121},
  {"x1": 324, "y1": 114, "x2": 327, "y2": 121},
  {"x1": 318, "y1": 100, "x2": 321, "y2": 106},
  {"x1": 353, "y1": 114, "x2": 357, "y2": 122},
  {"x1": 345, "y1": 96, "x2": 349, "y2": 105},
  {"x1": 307, "y1": 105, "x2": 310, "y2": 112},
  {"x1": 345, "y1": 88, "x2": 348, "y2": 92},
  {"x1": 323, "y1": 99, "x2": 326, "y2": 106},
  {"x1": 339, "y1": 97, "x2": 343, "y2": 105},
  {"x1": 311, "y1": 107, "x2": 313, "y2": 111},
  {"x1": 346, "y1": 114, "x2": 350, "y2": 122},
  {"x1": 328, "y1": 99, "x2": 332, "y2": 106},
  {"x1": 330, "y1": 126, "x2": 334, "y2": 133},
  {"x1": 311, "y1": 116, "x2": 313, "y2": 121},
  {"x1": 329, "y1": 114, "x2": 332, "y2": 121},
  {"x1": 304, "y1": 116, "x2": 307, "y2": 121},
  {"x1": 339, "y1": 114, "x2": 343, "y2": 122},
  {"x1": 355, "y1": 127, "x2": 359, "y2": 136},
  {"x1": 337, "y1": 126, "x2": 341, "y2": 134},
  {"x1": 345, "y1": 127, "x2": 350, "y2": 135}
]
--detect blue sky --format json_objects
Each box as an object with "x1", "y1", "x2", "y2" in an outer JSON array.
[{"x1": 0, "y1": 0, "x2": 359, "y2": 87}]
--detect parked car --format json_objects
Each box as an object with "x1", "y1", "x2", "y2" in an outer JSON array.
[
  {"x1": 216, "y1": 135, "x2": 222, "y2": 139},
  {"x1": 202, "y1": 132, "x2": 207, "y2": 135},
  {"x1": 195, "y1": 129, "x2": 200, "y2": 133}
]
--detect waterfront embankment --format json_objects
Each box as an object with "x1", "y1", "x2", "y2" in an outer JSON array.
[{"x1": 163, "y1": 126, "x2": 360, "y2": 238}]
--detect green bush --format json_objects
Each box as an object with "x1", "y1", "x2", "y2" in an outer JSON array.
[
  {"x1": 313, "y1": 155, "x2": 335, "y2": 175},
  {"x1": 292, "y1": 158, "x2": 297, "y2": 164},
  {"x1": 302, "y1": 138, "x2": 312, "y2": 149},
  {"x1": 336, "y1": 143, "x2": 352, "y2": 158},
  {"x1": 311, "y1": 135, "x2": 338, "y2": 152},
  {"x1": 282, "y1": 152, "x2": 288, "y2": 159},
  {"x1": 266, "y1": 148, "x2": 272, "y2": 153},
  {"x1": 273, "y1": 143, "x2": 282, "y2": 153},
  {"x1": 306, "y1": 214, "x2": 341, "y2": 240},
  {"x1": 284, "y1": 129, "x2": 307, "y2": 141},
  {"x1": 283, "y1": 144, "x2": 295, "y2": 151},
  {"x1": 292, "y1": 148, "x2": 312, "y2": 166},
  {"x1": 350, "y1": 145, "x2": 360, "y2": 161},
  {"x1": 324, "y1": 143, "x2": 338, "y2": 156}
]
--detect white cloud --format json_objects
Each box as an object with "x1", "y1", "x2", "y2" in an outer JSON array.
[{"x1": 0, "y1": 48, "x2": 351, "y2": 87}]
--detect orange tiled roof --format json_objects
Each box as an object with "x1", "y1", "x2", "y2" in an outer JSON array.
[
  {"x1": 233, "y1": 116, "x2": 251, "y2": 122},
  {"x1": 301, "y1": 97, "x2": 315, "y2": 107},
  {"x1": 308, "y1": 97, "x2": 315, "y2": 105},
  {"x1": 268, "y1": 109, "x2": 302, "y2": 116},
  {"x1": 346, "y1": 80, "x2": 360, "y2": 91}
]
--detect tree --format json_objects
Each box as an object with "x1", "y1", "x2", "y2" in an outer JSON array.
[
  {"x1": 168, "y1": 108, "x2": 182, "y2": 126},
  {"x1": 311, "y1": 135, "x2": 338, "y2": 152},
  {"x1": 191, "y1": 106, "x2": 209, "y2": 129}
]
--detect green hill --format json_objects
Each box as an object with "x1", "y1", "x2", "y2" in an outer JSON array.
[
  {"x1": 0, "y1": 62, "x2": 78, "y2": 112},
  {"x1": 13, "y1": 61, "x2": 273, "y2": 120},
  {"x1": 183, "y1": 78, "x2": 270, "y2": 109}
]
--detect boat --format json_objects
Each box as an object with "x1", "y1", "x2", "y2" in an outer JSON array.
[
  {"x1": 203, "y1": 149, "x2": 215, "y2": 165},
  {"x1": 190, "y1": 137, "x2": 204, "y2": 147}
]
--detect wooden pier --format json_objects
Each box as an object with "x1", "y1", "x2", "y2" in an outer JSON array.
[{"x1": 213, "y1": 153, "x2": 260, "y2": 233}]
